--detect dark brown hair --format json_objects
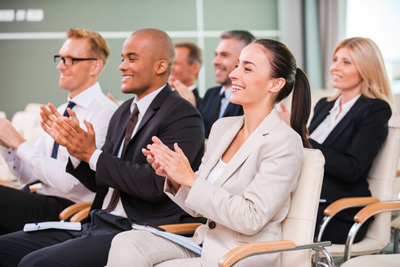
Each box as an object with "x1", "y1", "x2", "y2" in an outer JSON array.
[
  {"x1": 255, "y1": 39, "x2": 311, "y2": 148},
  {"x1": 174, "y1": 41, "x2": 202, "y2": 66}
]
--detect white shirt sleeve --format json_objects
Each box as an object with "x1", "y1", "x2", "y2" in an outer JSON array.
[{"x1": 16, "y1": 140, "x2": 82, "y2": 193}]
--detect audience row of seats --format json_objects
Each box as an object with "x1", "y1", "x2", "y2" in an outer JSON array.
[{"x1": 2, "y1": 93, "x2": 400, "y2": 265}]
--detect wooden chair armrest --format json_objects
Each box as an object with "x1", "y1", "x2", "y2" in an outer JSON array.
[
  {"x1": 70, "y1": 207, "x2": 91, "y2": 222},
  {"x1": 219, "y1": 241, "x2": 333, "y2": 267},
  {"x1": 218, "y1": 240, "x2": 295, "y2": 267},
  {"x1": 59, "y1": 202, "x2": 92, "y2": 221},
  {"x1": 317, "y1": 197, "x2": 380, "y2": 242},
  {"x1": 158, "y1": 223, "x2": 202, "y2": 234},
  {"x1": 324, "y1": 197, "x2": 380, "y2": 217},
  {"x1": 354, "y1": 201, "x2": 400, "y2": 223}
]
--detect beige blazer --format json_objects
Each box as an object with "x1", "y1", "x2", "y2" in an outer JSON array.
[{"x1": 165, "y1": 109, "x2": 303, "y2": 266}]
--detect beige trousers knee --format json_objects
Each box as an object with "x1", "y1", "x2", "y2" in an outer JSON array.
[{"x1": 106, "y1": 230, "x2": 201, "y2": 267}]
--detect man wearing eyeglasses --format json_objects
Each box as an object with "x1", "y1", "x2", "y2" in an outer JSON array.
[{"x1": 0, "y1": 28, "x2": 117, "y2": 235}]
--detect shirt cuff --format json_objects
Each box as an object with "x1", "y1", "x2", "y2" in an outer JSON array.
[
  {"x1": 69, "y1": 156, "x2": 81, "y2": 169},
  {"x1": 16, "y1": 141, "x2": 37, "y2": 162},
  {"x1": 89, "y1": 149, "x2": 102, "y2": 171}
]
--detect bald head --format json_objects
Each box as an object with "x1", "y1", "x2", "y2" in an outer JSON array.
[
  {"x1": 131, "y1": 29, "x2": 175, "y2": 77},
  {"x1": 119, "y1": 29, "x2": 175, "y2": 99}
]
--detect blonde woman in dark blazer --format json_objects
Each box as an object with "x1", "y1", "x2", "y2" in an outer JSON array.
[
  {"x1": 107, "y1": 39, "x2": 312, "y2": 266},
  {"x1": 310, "y1": 37, "x2": 393, "y2": 244}
]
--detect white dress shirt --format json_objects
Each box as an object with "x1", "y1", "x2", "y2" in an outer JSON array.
[
  {"x1": 310, "y1": 94, "x2": 361, "y2": 144},
  {"x1": 187, "y1": 84, "x2": 197, "y2": 92},
  {"x1": 89, "y1": 85, "x2": 166, "y2": 218},
  {"x1": 0, "y1": 82, "x2": 118, "y2": 203}
]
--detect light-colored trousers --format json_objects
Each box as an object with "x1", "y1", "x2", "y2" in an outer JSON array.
[{"x1": 106, "y1": 230, "x2": 201, "y2": 267}]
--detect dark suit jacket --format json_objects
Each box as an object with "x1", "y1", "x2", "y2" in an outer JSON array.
[
  {"x1": 68, "y1": 85, "x2": 205, "y2": 225},
  {"x1": 309, "y1": 96, "x2": 391, "y2": 221},
  {"x1": 198, "y1": 86, "x2": 244, "y2": 138},
  {"x1": 192, "y1": 88, "x2": 203, "y2": 107}
]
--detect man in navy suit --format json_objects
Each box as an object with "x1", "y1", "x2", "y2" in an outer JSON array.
[
  {"x1": 0, "y1": 28, "x2": 205, "y2": 267},
  {"x1": 199, "y1": 30, "x2": 255, "y2": 138}
]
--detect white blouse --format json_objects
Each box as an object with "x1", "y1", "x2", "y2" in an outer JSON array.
[{"x1": 206, "y1": 158, "x2": 227, "y2": 184}]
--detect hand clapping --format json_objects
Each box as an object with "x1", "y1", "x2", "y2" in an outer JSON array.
[
  {"x1": 142, "y1": 136, "x2": 198, "y2": 190},
  {"x1": 40, "y1": 103, "x2": 97, "y2": 163}
]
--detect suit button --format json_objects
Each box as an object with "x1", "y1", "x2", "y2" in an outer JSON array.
[{"x1": 208, "y1": 221, "x2": 216, "y2": 229}]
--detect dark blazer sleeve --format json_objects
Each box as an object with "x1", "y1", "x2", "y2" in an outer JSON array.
[
  {"x1": 66, "y1": 159, "x2": 97, "y2": 192},
  {"x1": 95, "y1": 92, "x2": 205, "y2": 203},
  {"x1": 309, "y1": 98, "x2": 391, "y2": 183}
]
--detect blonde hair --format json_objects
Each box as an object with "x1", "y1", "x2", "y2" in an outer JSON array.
[
  {"x1": 329, "y1": 37, "x2": 393, "y2": 106},
  {"x1": 67, "y1": 28, "x2": 110, "y2": 66}
]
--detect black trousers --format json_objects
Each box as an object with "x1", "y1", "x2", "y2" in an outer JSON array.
[
  {"x1": 0, "y1": 185, "x2": 74, "y2": 235},
  {"x1": 315, "y1": 203, "x2": 370, "y2": 244},
  {"x1": 0, "y1": 210, "x2": 132, "y2": 267}
]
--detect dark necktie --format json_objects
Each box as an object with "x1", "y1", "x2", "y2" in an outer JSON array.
[
  {"x1": 22, "y1": 101, "x2": 76, "y2": 192},
  {"x1": 105, "y1": 105, "x2": 139, "y2": 212},
  {"x1": 51, "y1": 101, "x2": 76, "y2": 159},
  {"x1": 210, "y1": 91, "x2": 225, "y2": 125}
]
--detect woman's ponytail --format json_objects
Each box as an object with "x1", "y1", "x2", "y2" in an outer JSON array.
[{"x1": 290, "y1": 68, "x2": 311, "y2": 148}]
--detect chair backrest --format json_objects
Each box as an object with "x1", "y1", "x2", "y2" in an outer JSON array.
[
  {"x1": 363, "y1": 126, "x2": 400, "y2": 248},
  {"x1": 281, "y1": 148, "x2": 325, "y2": 267},
  {"x1": 24, "y1": 103, "x2": 43, "y2": 114},
  {"x1": 11, "y1": 111, "x2": 42, "y2": 144}
]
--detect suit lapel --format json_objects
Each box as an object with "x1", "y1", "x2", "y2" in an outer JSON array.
[
  {"x1": 113, "y1": 99, "x2": 134, "y2": 156},
  {"x1": 123, "y1": 85, "x2": 172, "y2": 152},
  {"x1": 309, "y1": 101, "x2": 334, "y2": 134},
  {"x1": 322, "y1": 97, "x2": 364, "y2": 146},
  {"x1": 213, "y1": 109, "x2": 282, "y2": 187},
  {"x1": 223, "y1": 103, "x2": 234, "y2": 117},
  {"x1": 201, "y1": 117, "x2": 243, "y2": 177}
]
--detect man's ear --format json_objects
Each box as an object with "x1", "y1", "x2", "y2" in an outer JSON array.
[
  {"x1": 269, "y1": 78, "x2": 286, "y2": 93},
  {"x1": 156, "y1": 60, "x2": 168, "y2": 75},
  {"x1": 90, "y1": 60, "x2": 104, "y2": 76}
]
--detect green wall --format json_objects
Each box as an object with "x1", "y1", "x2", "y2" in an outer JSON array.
[{"x1": 0, "y1": 0, "x2": 278, "y2": 118}]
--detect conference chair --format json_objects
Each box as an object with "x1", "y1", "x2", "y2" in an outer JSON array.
[
  {"x1": 11, "y1": 110, "x2": 42, "y2": 144},
  {"x1": 315, "y1": 126, "x2": 400, "y2": 265},
  {"x1": 159, "y1": 149, "x2": 330, "y2": 266},
  {"x1": 389, "y1": 113, "x2": 400, "y2": 200},
  {"x1": 340, "y1": 205, "x2": 400, "y2": 267},
  {"x1": 216, "y1": 148, "x2": 330, "y2": 267},
  {"x1": 24, "y1": 103, "x2": 42, "y2": 114}
]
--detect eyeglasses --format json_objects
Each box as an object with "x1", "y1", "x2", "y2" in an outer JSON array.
[{"x1": 54, "y1": 55, "x2": 98, "y2": 66}]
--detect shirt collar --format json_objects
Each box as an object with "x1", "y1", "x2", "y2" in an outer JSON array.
[
  {"x1": 131, "y1": 84, "x2": 166, "y2": 114},
  {"x1": 68, "y1": 82, "x2": 102, "y2": 108},
  {"x1": 187, "y1": 84, "x2": 197, "y2": 91},
  {"x1": 331, "y1": 94, "x2": 361, "y2": 113}
]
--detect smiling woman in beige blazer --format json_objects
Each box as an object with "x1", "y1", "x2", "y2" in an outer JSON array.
[{"x1": 107, "y1": 39, "x2": 312, "y2": 267}]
